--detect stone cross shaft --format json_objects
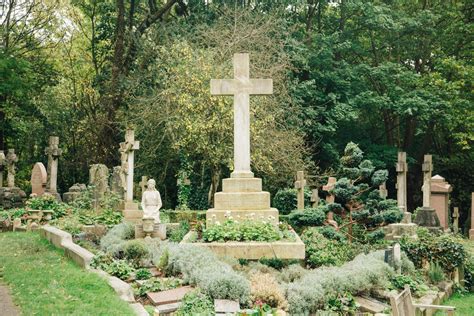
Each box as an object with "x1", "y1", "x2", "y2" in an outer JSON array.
[
  {"x1": 311, "y1": 189, "x2": 319, "y2": 208},
  {"x1": 6, "y1": 149, "x2": 18, "y2": 188},
  {"x1": 396, "y1": 152, "x2": 408, "y2": 213},
  {"x1": 421, "y1": 154, "x2": 433, "y2": 208},
  {"x1": 294, "y1": 171, "x2": 306, "y2": 210},
  {"x1": 453, "y1": 207, "x2": 459, "y2": 234},
  {"x1": 323, "y1": 177, "x2": 337, "y2": 204},
  {"x1": 139, "y1": 176, "x2": 148, "y2": 195},
  {"x1": 0, "y1": 150, "x2": 5, "y2": 188},
  {"x1": 120, "y1": 129, "x2": 140, "y2": 202},
  {"x1": 210, "y1": 53, "x2": 273, "y2": 179},
  {"x1": 45, "y1": 136, "x2": 62, "y2": 193}
]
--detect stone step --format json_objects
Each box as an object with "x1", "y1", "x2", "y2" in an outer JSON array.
[
  {"x1": 222, "y1": 178, "x2": 262, "y2": 192},
  {"x1": 355, "y1": 296, "x2": 389, "y2": 314},
  {"x1": 154, "y1": 302, "x2": 181, "y2": 315},
  {"x1": 147, "y1": 286, "x2": 193, "y2": 306}
]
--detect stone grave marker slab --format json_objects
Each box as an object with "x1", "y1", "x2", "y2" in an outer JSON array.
[
  {"x1": 31, "y1": 162, "x2": 47, "y2": 196},
  {"x1": 147, "y1": 286, "x2": 193, "y2": 306}
]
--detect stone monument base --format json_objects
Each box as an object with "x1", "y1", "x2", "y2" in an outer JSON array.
[
  {"x1": 414, "y1": 207, "x2": 443, "y2": 234},
  {"x1": 206, "y1": 177, "x2": 279, "y2": 226},
  {"x1": 384, "y1": 223, "x2": 418, "y2": 240},
  {"x1": 135, "y1": 222, "x2": 166, "y2": 240},
  {"x1": 0, "y1": 187, "x2": 27, "y2": 209},
  {"x1": 122, "y1": 201, "x2": 143, "y2": 223}
]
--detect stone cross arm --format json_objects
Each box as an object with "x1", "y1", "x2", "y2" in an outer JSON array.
[{"x1": 210, "y1": 79, "x2": 273, "y2": 95}]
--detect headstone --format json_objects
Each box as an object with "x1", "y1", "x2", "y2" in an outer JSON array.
[
  {"x1": 429, "y1": 175, "x2": 452, "y2": 230},
  {"x1": 44, "y1": 136, "x2": 62, "y2": 197},
  {"x1": 30, "y1": 162, "x2": 47, "y2": 196},
  {"x1": 384, "y1": 243, "x2": 401, "y2": 274},
  {"x1": 469, "y1": 193, "x2": 474, "y2": 240},
  {"x1": 110, "y1": 166, "x2": 125, "y2": 196},
  {"x1": 322, "y1": 177, "x2": 337, "y2": 203},
  {"x1": 294, "y1": 171, "x2": 306, "y2": 210},
  {"x1": 6, "y1": 149, "x2": 18, "y2": 188},
  {"x1": 453, "y1": 207, "x2": 459, "y2": 234},
  {"x1": 63, "y1": 183, "x2": 86, "y2": 203},
  {"x1": 0, "y1": 150, "x2": 5, "y2": 188},
  {"x1": 206, "y1": 53, "x2": 278, "y2": 226},
  {"x1": 396, "y1": 152, "x2": 408, "y2": 214},
  {"x1": 89, "y1": 164, "x2": 109, "y2": 199},
  {"x1": 214, "y1": 299, "x2": 240, "y2": 315},
  {"x1": 379, "y1": 182, "x2": 388, "y2": 199},
  {"x1": 310, "y1": 189, "x2": 319, "y2": 208},
  {"x1": 147, "y1": 286, "x2": 193, "y2": 306}
]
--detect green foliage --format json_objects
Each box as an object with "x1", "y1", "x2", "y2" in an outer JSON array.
[
  {"x1": 287, "y1": 251, "x2": 394, "y2": 314},
  {"x1": 325, "y1": 292, "x2": 357, "y2": 314},
  {"x1": 135, "y1": 268, "x2": 152, "y2": 280},
  {"x1": 133, "y1": 277, "x2": 183, "y2": 298},
  {"x1": 288, "y1": 207, "x2": 326, "y2": 227},
  {"x1": 202, "y1": 220, "x2": 284, "y2": 243},
  {"x1": 26, "y1": 195, "x2": 70, "y2": 219},
  {"x1": 104, "y1": 260, "x2": 134, "y2": 280},
  {"x1": 123, "y1": 240, "x2": 148, "y2": 266},
  {"x1": 168, "y1": 221, "x2": 190, "y2": 242},
  {"x1": 400, "y1": 232, "x2": 467, "y2": 272},
  {"x1": 389, "y1": 275, "x2": 428, "y2": 296},
  {"x1": 100, "y1": 223, "x2": 135, "y2": 256},
  {"x1": 176, "y1": 289, "x2": 214, "y2": 316},
  {"x1": 301, "y1": 228, "x2": 358, "y2": 268},
  {"x1": 273, "y1": 188, "x2": 311, "y2": 215},
  {"x1": 428, "y1": 262, "x2": 446, "y2": 284}
]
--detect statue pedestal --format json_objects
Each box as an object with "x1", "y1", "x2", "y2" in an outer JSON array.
[
  {"x1": 122, "y1": 201, "x2": 143, "y2": 223},
  {"x1": 135, "y1": 218, "x2": 166, "y2": 240},
  {"x1": 206, "y1": 177, "x2": 278, "y2": 226}
]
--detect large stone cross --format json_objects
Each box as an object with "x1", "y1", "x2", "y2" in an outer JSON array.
[
  {"x1": 139, "y1": 176, "x2": 148, "y2": 196},
  {"x1": 6, "y1": 149, "x2": 18, "y2": 188},
  {"x1": 120, "y1": 129, "x2": 140, "y2": 202},
  {"x1": 210, "y1": 53, "x2": 273, "y2": 179},
  {"x1": 421, "y1": 154, "x2": 433, "y2": 208},
  {"x1": 0, "y1": 150, "x2": 5, "y2": 188},
  {"x1": 396, "y1": 152, "x2": 408, "y2": 213},
  {"x1": 45, "y1": 136, "x2": 62, "y2": 193},
  {"x1": 322, "y1": 177, "x2": 337, "y2": 204},
  {"x1": 294, "y1": 171, "x2": 306, "y2": 210}
]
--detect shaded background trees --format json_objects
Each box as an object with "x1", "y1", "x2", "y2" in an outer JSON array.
[{"x1": 1, "y1": 0, "x2": 472, "y2": 229}]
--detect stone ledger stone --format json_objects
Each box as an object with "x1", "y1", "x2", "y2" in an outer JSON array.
[
  {"x1": 147, "y1": 286, "x2": 193, "y2": 306},
  {"x1": 30, "y1": 162, "x2": 47, "y2": 196}
]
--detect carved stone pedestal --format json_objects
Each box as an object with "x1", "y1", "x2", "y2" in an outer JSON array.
[
  {"x1": 135, "y1": 218, "x2": 166, "y2": 240},
  {"x1": 206, "y1": 177, "x2": 278, "y2": 226}
]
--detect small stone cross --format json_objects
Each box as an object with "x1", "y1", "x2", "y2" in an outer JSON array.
[
  {"x1": 323, "y1": 177, "x2": 337, "y2": 204},
  {"x1": 120, "y1": 129, "x2": 140, "y2": 202},
  {"x1": 6, "y1": 149, "x2": 18, "y2": 188},
  {"x1": 396, "y1": 152, "x2": 408, "y2": 213},
  {"x1": 0, "y1": 150, "x2": 5, "y2": 188},
  {"x1": 45, "y1": 136, "x2": 62, "y2": 193},
  {"x1": 211, "y1": 53, "x2": 273, "y2": 179},
  {"x1": 294, "y1": 171, "x2": 306, "y2": 210},
  {"x1": 453, "y1": 207, "x2": 459, "y2": 234},
  {"x1": 140, "y1": 176, "x2": 148, "y2": 196},
  {"x1": 421, "y1": 154, "x2": 433, "y2": 208}
]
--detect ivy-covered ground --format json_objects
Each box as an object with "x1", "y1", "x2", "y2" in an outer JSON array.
[{"x1": 0, "y1": 232, "x2": 135, "y2": 316}]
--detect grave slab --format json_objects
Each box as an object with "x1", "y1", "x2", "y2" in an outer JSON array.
[{"x1": 147, "y1": 286, "x2": 193, "y2": 306}]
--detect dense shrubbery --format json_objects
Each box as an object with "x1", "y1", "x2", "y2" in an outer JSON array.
[
  {"x1": 400, "y1": 229, "x2": 467, "y2": 272},
  {"x1": 288, "y1": 207, "x2": 326, "y2": 227},
  {"x1": 100, "y1": 223, "x2": 135, "y2": 256},
  {"x1": 163, "y1": 244, "x2": 250, "y2": 303},
  {"x1": 133, "y1": 277, "x2": 183, "y2": 297},
  {"x1": 287, "y1": 251, "x2": 394, "y2": 314},
  {"x1": 26, "y1": 195, "x2": 71, "y2": 219},
  {"x1": 273, "y1": 188, "x2": 311, "y2": 215},
  {"x1": 168, "y1": 221, "x2": 191, "y2": 242},
  {"x1": 202, "y1": 220, "x2": 291, "y2": 242},
  {"x1": 176, "y1": 290, "x2": 214, "y2": 316},
  {"x1": 301, "y1": 228, "x2": 358, "y2": 268}
]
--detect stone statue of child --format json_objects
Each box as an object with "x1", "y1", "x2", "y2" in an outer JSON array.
[{"x1": 141, "y1": 179, "x2": 162, "y2": 223}]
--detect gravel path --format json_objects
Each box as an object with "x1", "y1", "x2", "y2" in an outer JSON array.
[{"x1": 0, "y1": 284, "x2": 20, "y2": 316}]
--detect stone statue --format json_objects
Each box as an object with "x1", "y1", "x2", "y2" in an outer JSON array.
[
  {"x1": 6, "y1": 149, "x2": 18, "y2": 188},
  {"x1": 141, "y1": 179, "x2": 162, "y2": 223}
]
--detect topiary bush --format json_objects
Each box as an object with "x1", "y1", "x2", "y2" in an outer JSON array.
[
  {"x1": 288, "y1": 207, "x2": 326, "y2": 228},
  {"x1": 286, "y1": 251, "x2": 394, "y2": 314},
  {"x1": 273, "y1": 188, "x2": 311, "y2": 215}
]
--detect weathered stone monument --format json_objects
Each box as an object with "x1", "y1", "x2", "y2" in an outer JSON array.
[
  {"x1": 63, "y1": 183, "x2": 86, "y2": 203},
  {"x1": 396, "y1": 152, "x2": 409, "y2": 218},
  {"x1": 0, "y1": 150, "x2": 5, "y2": 188},
  {"x1": 379, "y1": 181, "x2": 388, "y2": 199},
  {"x1": 322, "y1": 177, "x2": 338, "y2": 227},
  {"x1": 30, "y1": 162, "x2": 48, "y2": 196},
  {"x1": 120, "y1": 129, "x2": 142, "y2": 222},
  {"x1": 135, "y1": 179, "x2": 165, "y2": 239},
  {"x1": 429, "y1": 174, "x2": 452, "y2": 230},
  {"x1": 44, "y1": 136, "x2": 62, "y2": 200},
  {"x1": 453, "y1": 207, "x2": 459, "y2": 234},
  {"x1": 0, "y1": 149, "x2": 26, "y2": 208},
  {"x1": 311, "y1": 189, "x2": 319, "y2": 208},
  {"x1": 89, "y1": 164, "x2": 109, "y2": 205},
  {"x1": 294, "y1": 171, "x2": 306, "y2": 210},
  {"x1": 110, "y1": 166, "x2": 125, "y2": 197},
  {"x1": 470, "y1": 193, "x2": 474, "y2": 240},
  {"x1": 414, "y1": 155, "x2": 442, "y2": 231},
  {"x1": 206, "y1": 53, "x2": 278, "y2": 225}
]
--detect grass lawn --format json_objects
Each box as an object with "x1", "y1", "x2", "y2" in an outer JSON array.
[
  {"x1": 0, "y1": 232, "x2": 135, "y2": 316},
  {"x1": 434, "y1": 292, "x2": 474, "y2": 315}
]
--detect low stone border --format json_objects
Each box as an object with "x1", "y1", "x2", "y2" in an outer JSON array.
[
  {"x1": 180, "y1": 230, "x2": 305, "y2": 259},
  {"x1": 39, "y1": 225, "x2": 147, "y2": 316}
]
